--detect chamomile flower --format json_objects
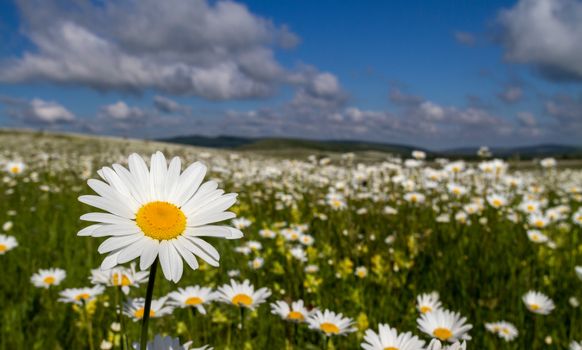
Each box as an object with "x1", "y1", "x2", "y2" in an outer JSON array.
[
  {"x1": 404, "y1": 192, "x2": 425, "y2": 204},
  {"x1": 355, "y1": 266, "x2": 368, "y2": 279},
  {"x1": 90, "y1": 263, "x2": 149, "y2": 294},
  {"x1": 486, "y1": 194, "x2": 507, "y2": 209},
  {"x1": 124, "y1": 297, "x2": 174, "y2": 322},
  {"x1": 249, "y1": 257, "x2": 264, "y2": 269},
  {"x1": 167, "y1": 285, "x2": 216, "y2": 314},
  {"x1": 307, "y1": 309, "x2": 356, "y2": 336},
  {"x1": 526, "y1": 230, "x2": 548, "y2": 244},
  {"x1": 133, "y1": 334, "x2": 212, "y2": 350},
  {"x1": 5, "y1": 161, "x2": 25, "y2": 175},
  {"x1": 528, "y1": 214, "x2": 549, "y2": 229},
  {"x1": 78, "y1": 152, "x2": 243, "y2": 282},
  {"x1": 59, "y1": 285, "x2": 105, "y2": 305},
  {"x1": 270, "y1": 300, "x2": 312, "y2": 323},
  {"x1": 522, "y1": 291, "x2": 555, "y2": 315},
  {"x1": 417, "y1": 292, "x2": 442, "y2": 314},
  {"x1": 217, "y1": 279, "x2": 271, "y2": 310},
  {"x1": 426, "y1": 339, "x2": 466, "y2": 350},
  {"x1": 0, "y1": 234, "x2": 18, "y2": 254},
  {"x1": 417, "y1": 309, "x2": 472, "y2": 342},
  {"x1": 570, "y1": 340, "x2": 582, "y2": 350},
  {"x1": 484, "y1": 321, "x2": 518, "y2": 341},
  {"x1": 576, "y1": 266, "x2": 582, "y2": 280},
  {"x1": 361, "y1": 323, "x2": 425, "y2": 350},
  {"x1": 31, "y1": 268, "x2": 66, "y2": 288}
]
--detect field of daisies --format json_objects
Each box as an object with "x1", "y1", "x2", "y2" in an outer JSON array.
[{"x1": 0, "y1": 131, "x2": 581, "y2": 350}]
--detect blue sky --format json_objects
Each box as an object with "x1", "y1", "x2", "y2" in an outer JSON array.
[{"x1": 0, "y1": 0, "x2": 581, "y2": 149}]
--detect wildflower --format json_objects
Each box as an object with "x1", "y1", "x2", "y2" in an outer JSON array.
[
  {"x1": 90, "y1": 263, "x2": 148, "y2": 294},
  {"x1": 417, "y1": 292, "x2": 441, "y2": 314},
  {"x1": 59, "y1": 286, "x2": 105, "y2": 305},
  {"x1": 417, "y1": 309, "x2": 472, "y2": 342},
  {"x1": 124, "y1": 297, "x2": 174, "y2": 322},
  {"x1": 78, "y1": 152, "x2": 243, "y2": 282},
  {"x1": 31, "y1": 268, "x2": 66, "y2": 288},
  {"x1": 0, "y1": 234, "x2": 18, "y2": 254},
  {"x1": 484, "y1": 321, "x2": 518, "y2": 341},
  {"x1": 307, "y1": 309, "x2": 356, "y2": 336},
  {"x1": 217, "y1": 279, "x2": 271, "y2": 310},
  {"x1": 5, "y1": 161, "x2": 25, "y2": 175},
  {"x1": 167, "y1": 285, "x2": 217, "y2": 314},
  {"x1": 522, "y1": 291, "x2": 555, "y2": 315},
  {"x1": 361, "y1": 323, "x2": 425, "y2": 350},
  {"x1": 270, "y1": 300, "x2": 312, "y2": 323}
]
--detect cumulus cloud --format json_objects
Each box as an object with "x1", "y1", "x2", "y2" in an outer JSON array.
[
  {"x1": 454, "y1": 31, "x2": 476, "y2": 46},
  {"x1": 498, "y1": 0, "x2": 582, "y2": 81},
  {"x1": 0, "y1": 96, "x2": 75, "y2": 124},
  {"x1": 544, "y1": 93, "x2": 582, "y2": 133},
  {"x1": 153, "y1": 96, "x2": 191, "y2": 114},
  {"x1": 0, "y1": 0, "x2": 313, "y2": 99}
]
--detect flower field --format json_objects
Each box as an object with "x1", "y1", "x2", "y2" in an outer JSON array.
[{"x1": 0, "y1": 131, "x2": 580, "y2": 349}]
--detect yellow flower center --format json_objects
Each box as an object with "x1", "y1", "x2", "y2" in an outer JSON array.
[
  {"x1": 10, "y1": 166, "x2": 20, "y2": 174},
  {"x1": 320, "y1": 322, "x2": 340, "y2": 334},
  {"x1": 232, "y1": 294, "x2": 253, "y2": 306},
  {"x1": 111, "y1": 273, "x2": 131, "y2": 286},
  {"x1": 75, "y1": 293, "x2": 91, "y2": 301},
  {"x1": 384, "y1": 347, "x2": 399, "y2": 350},
  {"x1": 185, "y1": 297, "x2": 204, "y2": 306},
  {"x1": 420, "y1": 306, "x2": 432, "y2": 313},
  {"x1": 134, "y1": 307, "x2": 155, "y2": 319},
  {"x1": 287, "y1": 311, "x2": 304, "y2": 321},
  {"x1": 502, "y1": 328, "x2": 510, "y2": 335},
  {"x1": 0, "y1": 244, "x2": 6, "y2": 252},
  {"x1": 492, "y1": 199, "x2": 502, "y2": 207},
  {"x1": 452, "y1": 188, "x2": 460, "y2": 195},
  {"x1": 534, "y1": 220, "x2": 544, "y2": 228},
  {"x1": 433, "y1": 327, "x2": 453, "y2": 341},
  {"x1": 135, "y1": 201, "x2": 186, "y2": 240},
  {"x1": 530, "y1": 303, "x2": 540, "y2": 311},
  {"x1": 43, "y1": 276, "x2": 56, "y2": 285},
  {"x1": 410, "y1": 195, "x2": 418, "y2": 203}
]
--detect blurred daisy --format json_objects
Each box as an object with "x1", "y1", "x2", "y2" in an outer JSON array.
[
  {"x1": 217, "y1": 279, "x2": 271, "y2": 310},
  {"x1": 232, "y1": 218, "x2": 251, "y2": 229},
  {"x1": 31, "y1": 268, "x2": 66, "y2": 288},
  {"x1": 576, "y1": 266, "x2": 582, "y2": 280},
  {"x1": 59, "y1": 285, "x2": 105, "y2": 305},
  {"x1": 404, "y1": 192, "x2": 425, "y2": 204},
  {"x1": 249, "y1": 257, "x2": 264, "y2": 269},
  {"x1": 528, "y1": 214, "x2": 549, "y2": 229},
  {"x1": 486, "y1": 194, "x2": 507, "y2": 209},
  {"x1": 133, "y1": 334, "x2": 212, "y2": 350},
  {"x1": 167, "y1": 285, "x2": 216, "y2": 315},
  {"x1": 522, "y1": 291, "x2": 555, "y2": 315},
  {"x1": 124, "y1": 297, "x2": 174, "y2": 322},
  {"x1": 526, "y1": 230, "x2": 548, "y2": 244},
  {"x1": 484, "y1": 321, "x2": 518, "y2": 341},
  {"x1": 307, "y1": 309, "x2": 356, "y2": 336},
  {"x1": 270, "y1": 300, "x2": 312, "y2": 323},
  {"x1": 426, "y1": 339, "x2": 466, "y2": 350},
  {"x1": 361, "y1": 323, "x2": 425, "y2": 350},
  {"x1": 0, "y1": 234, "x2": 18, "y2": 254},
  {"x1": 570, "y1": 341, "x2": 582, "y2": 350},
  {"x1": 258, "y1": 229, "x2": 276, "y2": 239},
  {"x1": 5, "y1": 161, "x2": 25, "y2": 175},
  {"x1": 326, "y1": 193, "x2": 347, "y2": 210},
  {"x1": 355, "y1": 266, "x2": 368, "y2": 279},
  {"x1": 78, "y1": 152, "x2": 243, "y2": 282},
  {"x1": 417, "y1": 292, "x2": 442, "y2": 314},
  {"x1": 417, "y1": 309, "x2": 472, "y2": 342},
  {"x1": 90, "y1": 263, "x2": 148, "y2": 294}
]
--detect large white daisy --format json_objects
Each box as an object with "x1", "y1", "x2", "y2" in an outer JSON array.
[{"x1": 78, "y1": 152, "x2": 243, "y2": 282}]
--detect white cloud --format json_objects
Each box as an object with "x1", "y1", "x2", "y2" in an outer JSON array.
[
  {"x1": 0, "y1": 0, "x2": 311, "y2": 99},
  {"x1": 498, "y1": 86, "x2": 523, "y2": 103},
  {"x1": 0, "y1": 97, "x2": 75, "y2": 124},
  {"x1": 99, "y1": 101, "x2": 144, "y2": 120},
  {"x1": 498, "y1": 0, "x2": 582, "y2": 81}
]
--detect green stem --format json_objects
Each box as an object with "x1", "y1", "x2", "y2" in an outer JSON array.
[
  {"x1": 82, "y1": 301, "x2": 95, "y2": 350},
  {"x1": 139, "y1": 258, "x2": 158, "y2": 350}
]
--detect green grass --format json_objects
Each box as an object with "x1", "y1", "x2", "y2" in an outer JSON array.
[{"x1": 0, "y1": 131, "x2": 580, "y2": 349}]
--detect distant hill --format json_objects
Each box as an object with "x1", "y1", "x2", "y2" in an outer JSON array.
[{"x1": 160, "y1": 135, "x2": 582, "y2": 159}]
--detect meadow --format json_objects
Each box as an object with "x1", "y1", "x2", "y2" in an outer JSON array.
[{"x1": 0, "y1": 130, "x2": 580, "y2": 349}]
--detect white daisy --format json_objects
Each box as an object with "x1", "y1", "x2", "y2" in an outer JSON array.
[
  {"x1": 90, "y1": 263, "x2": 149, "y2": 294},
  {"x1": 484, "y1": 321, "x2": 518, "y2": 341},
  {"x1": 417, "y1": 309, "x2": 472, "y2": 342},
  {"x1": 570, "y1": 340, "x2": 582, "y2": 350},
  {"x1": 0, "y1": 234, "x2": 18, "y2": 254},
  {"x1": 124, "y1": 297, "x2": 174, "y2": 322},
  {"x1": 78, "y1": 152, "x2": 243, "y2": 282},
  {"x1": 522, "y1": 291, "x2": 555, "y2": 315},
  {"x1": 361, "y1": 323, "x2": 425, "y2": 350},
  {"x1": 576, "y1": 266, "x2": 582, "y2": 280},
  {"x1": 426, "y1": 339, "x2": 466, "y2": 350},
  {"x1": 526, "y1": 230, "x2": 548, "y2": 244},
  {"x1": 307, "y1": 309, "x2": 356, "y2": 336},
  {"x1": 167, "y1": 285, "x2": 217, "y2": 315},
  {"x1": 59, "y1": 285, "x2": 105, "y2": 305},
  {"x1": 417, "y1": 292, "x2": 441, "y2": 314},
  {"x1": 217, "y1": 279, "x2": 271, "y2": 310},
  {"x1": 5, "y1": 161, "x2": 25, "y2": 175},
  {"x1": 270, "y1": 300, "x2": 313, "y2": 323},
  {"x1": 31, "y1": 268, "x2": 66, "y2": 288}
]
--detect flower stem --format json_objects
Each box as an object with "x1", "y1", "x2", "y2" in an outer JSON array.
[{"x1": 139, "y1": 258, "x2": 158, "y2": 350}]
